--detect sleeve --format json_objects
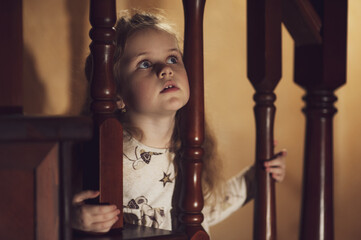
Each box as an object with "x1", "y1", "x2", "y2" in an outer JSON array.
[{"x1": 203, "y1": 165, "x2": 255, "y2": 227}]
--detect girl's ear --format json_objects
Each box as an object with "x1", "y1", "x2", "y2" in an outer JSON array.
[{"x1": 116, "y1": 95, "x2": 126, "y2": 110}]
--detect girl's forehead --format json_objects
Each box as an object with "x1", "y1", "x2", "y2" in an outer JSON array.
[{"x1": 123, "y1": 28, "x2": 180, "y2": 58}]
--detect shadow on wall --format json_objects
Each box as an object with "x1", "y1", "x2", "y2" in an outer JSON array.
[
  {"x1": 65, "y1": 0, "x2": 89, "y2": 115},
  {"x1": 23, "y1": 46, "x2": 46, "y2": 115}
]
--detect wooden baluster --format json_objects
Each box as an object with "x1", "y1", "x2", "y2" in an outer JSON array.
[
  {"x1": 247, "y1": 0, "x2": 282, "y2": 239},
  {"x1": 179, "y1": 0, "x2": 209, "y2": 239},
  {"x1": 88, "y1": 0, "x2": 123, "y2": 229},
  {"x1": 299, "y1": 91, "x2": 336, "y2": 240},
  {"x1": 292, "y1": 1, "x2": 348, "y2": 239}
]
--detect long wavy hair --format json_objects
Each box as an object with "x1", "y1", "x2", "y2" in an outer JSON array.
[{"x1": 85, "y1": 9, "x2": 224, "y2": 206}]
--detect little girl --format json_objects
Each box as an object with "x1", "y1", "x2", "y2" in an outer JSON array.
[{"x1": 72, "y1": 10, "x2": 286, "y2": 234}]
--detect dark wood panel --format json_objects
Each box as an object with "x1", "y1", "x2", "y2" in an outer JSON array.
[
  {"x1": 0, "y1": 142, "x2": 56, "y2": 169},
  {"x1": 36, "y1": 144, "x2": 59, "y2": 240},
  {"x1": 0, "y1": 140, "x2": 83, "y2": 240},
  {"x1": 0, "y1": 0, "x2": 23, "y2": 113},
  {"x1": 99, "y1": 118, "x2": 123, "y2": 227},
  {"x1": 0, "y1": 116, "x2": 92, "y2": 141},
  {"x1": 0, "y1": 170, "x2": 34, "y2": 240}
]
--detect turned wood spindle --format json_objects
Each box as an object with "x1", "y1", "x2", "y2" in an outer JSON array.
[
  {"x1": 180, "y1": 0, "x2": 209, "y2": 239},
  {"x1": 292, "y1": 1, "x2": 347, "y2": 239},
  {"x1": 88, "y1": 0, "x2": 123, "y2": 229},
  {"x1": 247, "y1": 0, "x2": 282, "y2": 239}
]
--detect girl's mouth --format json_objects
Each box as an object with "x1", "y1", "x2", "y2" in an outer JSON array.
[{"x1": 160, "y1": 84, "x2": 178, "y2": 93}]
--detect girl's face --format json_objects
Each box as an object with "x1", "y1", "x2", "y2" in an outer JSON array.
[{"x1": 120, "y1": 28, "x2": 190, "y2": 118}]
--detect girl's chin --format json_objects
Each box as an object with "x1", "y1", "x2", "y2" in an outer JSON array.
[{"x1": 161, "y1": 101, "x2": 188, "y2": 111}]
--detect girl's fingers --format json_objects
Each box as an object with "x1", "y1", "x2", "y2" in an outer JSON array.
[
  {"x1": 73, "y1": 190, "x2": 100, "y2": 204},
  {"x1": 72, "y1": 190, "x2": 120, "y2": 233},
  {"x1": 266, "y1": 166, "x2": 284, "y2": 175},
  {"x1": 83, "y1": 204, "x2": 118, "y2": 216},
  {"x1": 265, "y1": 159, "x2": 284, "y2": 168},
  {"x1": 266, "y1": 167, "x2": 285, "y2": 182},
  {"x1": 265, "y1": 150, "x2": 287, "y2": 167},
  {"x1": 88, "y1": 207, "x2": 120, "y2": 222},
  {"x1": 272, "y1": 173, "x2": 285, "y2": 182},
  {"x1": 264, "y1": 149, "x2": 287, "y2": 182},
  {"x1": 90, "y1": 216, "x2": 120, "y2": 232},
  {"x1": 280, "y1": 149, "x2": 287, "y2": 157},
  {"x1": 73, "y1": 205, "x2": 120, "y2": 232}
]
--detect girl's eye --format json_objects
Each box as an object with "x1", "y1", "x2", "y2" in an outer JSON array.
[
  {"x1": 166, "y1": 56, "x2": 178, "y2": 64},
  {"x1": 138, "y1": 60, "x2": 152, "y2": 69}
]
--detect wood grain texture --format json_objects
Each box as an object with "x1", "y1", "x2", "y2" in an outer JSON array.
[
  {"x1": 88, "y1": 0, "x2": 123, "y2": 229},
  {"x1": 247, "y1": 0, "x2": 282, "y2": 239},
  {"x1": 285, "y1": 0, "x2": 348, "y2": 239},
  {"x1": 0, "y1": 170, "x2": 34, "y2": 240},
  {"x1": 36, "y1": 144, "x2": 59, "y2": 240},
  {"x1": 179, "y1": 0, "x2": 209, "y2": 239},
  {"x1": 300, "y1": 91, "x2": 336, "y2": 240},
  {"x1": 0, "y1": 116, "x2": 92, "y2": 141}
]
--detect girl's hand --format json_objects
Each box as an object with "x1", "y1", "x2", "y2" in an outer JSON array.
[
  {"x1": 264, "y1": 149, "x2": 287, "y2": 182},
  {"x1": 72, "y1": 190, "x2": 120, "y2": 233}
]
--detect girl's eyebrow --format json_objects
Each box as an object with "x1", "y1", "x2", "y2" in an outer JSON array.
[
  {"x1": 125, "y1": 52, "x2": 148, "y2": 63},
  {"x1": 168, "y1": 48, "x2": 180, "y2": 52},
  {"x1": 133, "y1": 52, "x2": 149, "y2": 58},
  {"x1": 131, "y1": 48, "x2": 181, "y2": 60},
  {"x1": 168, "y1": 48, "x2": 183, "y2": 55}
]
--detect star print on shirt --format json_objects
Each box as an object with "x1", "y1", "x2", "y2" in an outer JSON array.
[{"x1": 159, "y1": 172, "x2": 173, "y2": 187}]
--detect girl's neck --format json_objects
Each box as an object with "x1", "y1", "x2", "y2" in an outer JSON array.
[{"x1": 128, "y1": 112, "x2": 175, "y2": 149}]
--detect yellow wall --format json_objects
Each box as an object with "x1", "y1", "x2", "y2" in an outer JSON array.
[{"x1": 23, "y1": 0, "x2": 361, "y2": 239}]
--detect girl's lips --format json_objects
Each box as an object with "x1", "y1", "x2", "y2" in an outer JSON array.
[
  {"x1": 160, "y1": 81, "x2": 178, "y2": 93},
  {"x1": 160, "y1": 85, "x2": 179, "y2": 93}
]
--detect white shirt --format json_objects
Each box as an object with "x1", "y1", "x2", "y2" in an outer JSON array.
[{"x1": 122, "y1": 136, "x2": 253, "y2": 232}]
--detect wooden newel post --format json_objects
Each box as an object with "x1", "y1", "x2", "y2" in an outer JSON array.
[
  {"x1": 88, "y1": 0, "x2": 123, "y2": 229},
  {"x1": 180, "y1": 0, "x2": 209, "y2": 239},
  {"x1": 293, "y1": 1, "x2": 347, "y2": 239},
  {"x1": 247, "y1": 0, "x2": 282, "y2": 239}
]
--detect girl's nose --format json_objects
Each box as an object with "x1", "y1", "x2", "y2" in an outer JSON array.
[{"x1": 158, "y1": 65, "x2": 173, "y2": 79}]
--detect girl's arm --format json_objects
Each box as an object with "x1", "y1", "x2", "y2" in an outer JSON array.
[
  {"x1": 203, "y1": 150, "x2": 286, "y2": 228},
  {"x1": 72, "y1": 190, "x2": 120, "y2": 233}
]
